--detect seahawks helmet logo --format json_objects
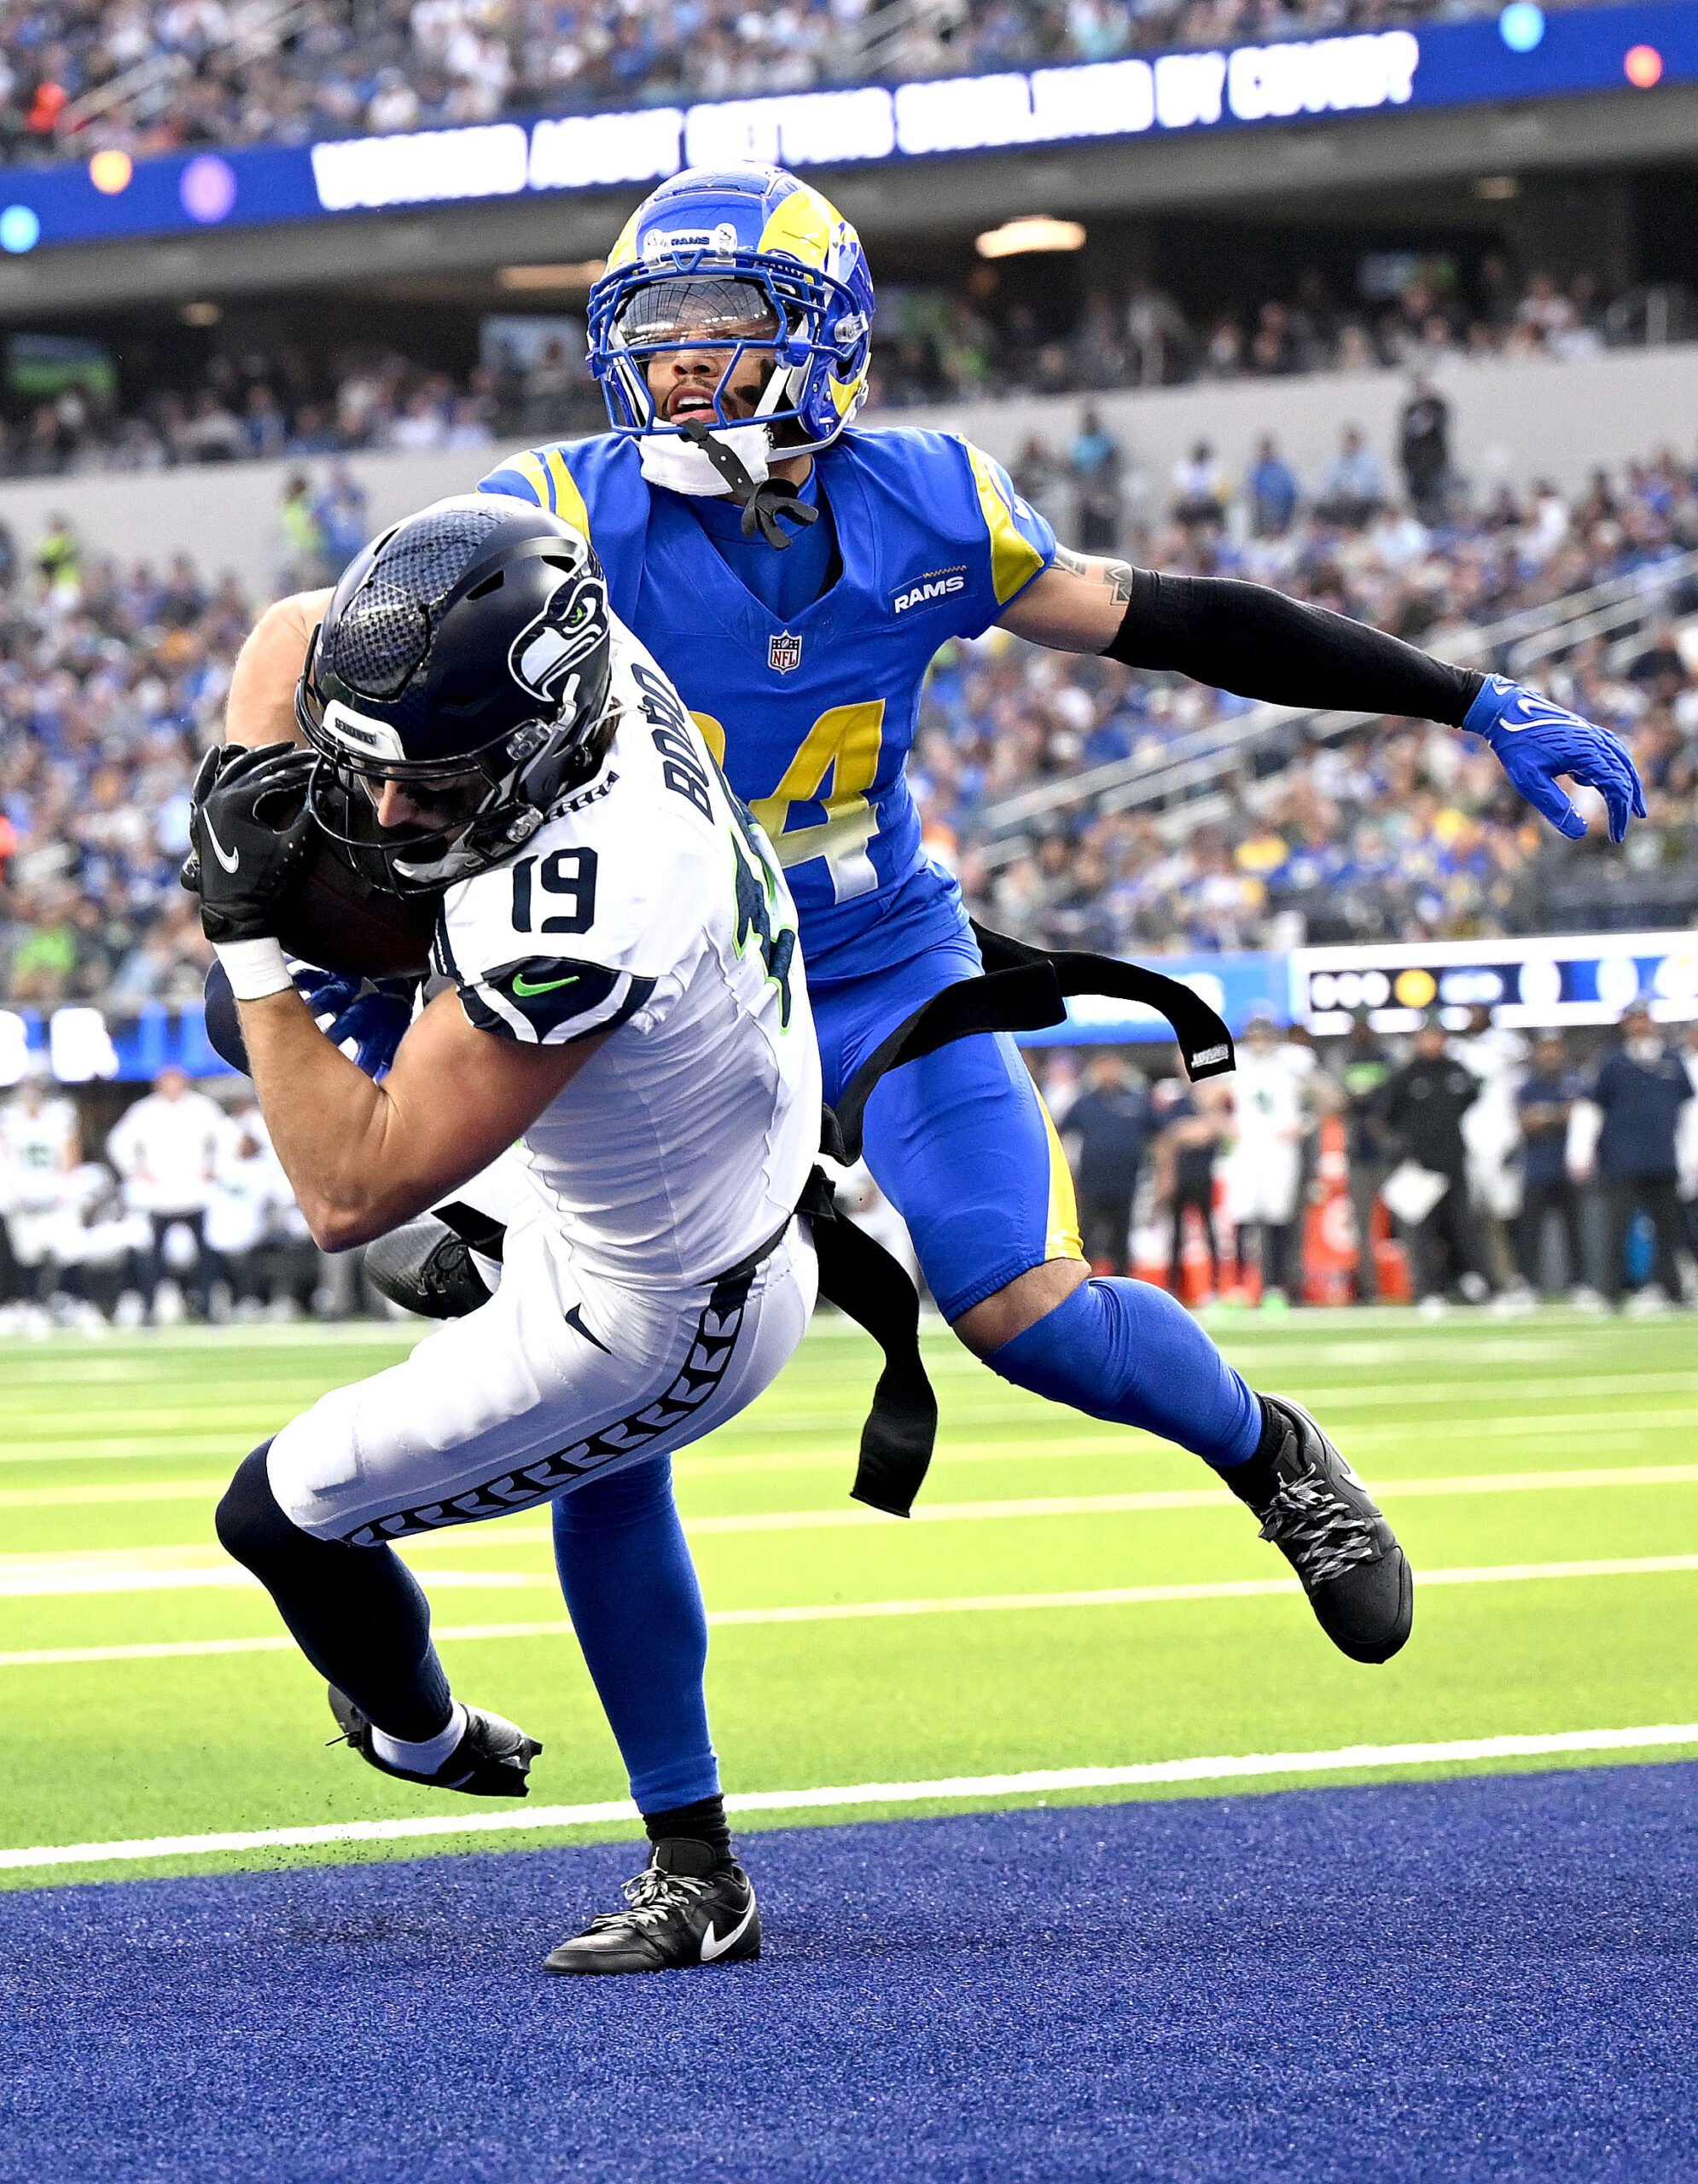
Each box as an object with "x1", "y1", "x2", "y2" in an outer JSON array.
[{"x1": 508, "y1": 568, "x2": 609, "y2": 712}]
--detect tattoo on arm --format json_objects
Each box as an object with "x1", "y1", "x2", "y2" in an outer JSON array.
[{"x1": 1055, "y1": 546, "x2": 1135, "y2": 603}]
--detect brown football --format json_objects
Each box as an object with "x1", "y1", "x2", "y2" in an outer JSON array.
[{"x1": 272, "y1": 775, "x2": 443, "y2": 979}]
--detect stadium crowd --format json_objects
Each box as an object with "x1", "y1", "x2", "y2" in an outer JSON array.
[
  {"x1": 2, "y1": 418, "x2": 1697, "y2": 1019},
  {"x1": 1038, "y1": 1002, "x2": 1698, "y2": 1315},
  {"x1": 935, "y1": 419, "x2": 1698, "y2": 955},
  {"x1": 1, "y1": 402, "x2": 1695, "y2": 1324},
  {"x1": 1, "y1": 0, "x2": 1586, "y2": 166},
  {"x1": 2, "y1": 256, "x2": 1683, "y2": 480}
]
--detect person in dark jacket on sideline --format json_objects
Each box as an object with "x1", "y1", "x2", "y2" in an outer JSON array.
[
  {"x1": 1579, "y1": 1002, "x2": 1692, "y2": 1310},
  {"x1": 1375, "y1": 1014, "x2": 1486, "y2": 1305},
  {"x1": 1515, "y1": 1031, "x2": 1590, "y2": 1297},
  {"x1": 1337, "y1": 1014, "x2": 1392, "y2": 1302},
  {"x1": 1062, "y1": 1048, "x2": 1151, "y2": 1277}
]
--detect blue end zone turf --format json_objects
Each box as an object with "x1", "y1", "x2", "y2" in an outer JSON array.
[{"x1": 4, "y1": 1763, "x2": 1696, "y2": 2183}]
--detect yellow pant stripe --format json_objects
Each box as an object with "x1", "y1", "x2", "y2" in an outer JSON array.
[{"x1": 1039, "y1": 1095, "x2": 1085, "y2": 1264}]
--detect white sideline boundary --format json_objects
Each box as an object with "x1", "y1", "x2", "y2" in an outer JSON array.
[
  {"x1": 3, "y1": 1551, "x2": 1696, "y2": 1668},
  {"x1": 5, "y1": 1723, "x2": 1697, "y2": 1873},
  {"x1": 7, "y1": 1462, "x2": 1698, "y2": 1572}
]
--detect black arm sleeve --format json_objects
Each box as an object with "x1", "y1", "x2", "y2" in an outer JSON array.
[{"x1": 1103, "y1": 568, "x2": 1484, "y2": 727}]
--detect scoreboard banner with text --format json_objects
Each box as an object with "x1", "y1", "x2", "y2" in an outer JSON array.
[
  {"x1": 0, "y1": 3, "x2": 1692, "y2": 256},
  {"x1": 1293, "y1": 929, "x2": 1698, "y2": 1037}
]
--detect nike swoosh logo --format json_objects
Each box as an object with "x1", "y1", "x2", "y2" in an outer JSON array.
[
  {"x1": 204, "y1": 816, "x2": 240, "y2": 874},
  {"x1": 512, "y1": 970, "x2": 581, "y2": 997},
  {"x1": 563, "y1": 1302, "x2": 609, "y2": 1354},
  {"x1": 700, "y1": 1896, "x2": 757, "y2": 1964}
]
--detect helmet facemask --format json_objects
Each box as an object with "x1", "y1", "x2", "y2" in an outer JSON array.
[
  {"x1": 296, "y1": 533, "x2": 617, "y2": 896},
  {"x1": 590, "y1": 249, "x2": 869, "y2": 470}
]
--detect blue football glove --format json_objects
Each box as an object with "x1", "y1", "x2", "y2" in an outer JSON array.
[
  {"x1": 202, "y1": 961, "x2": 416, "y2": 1079},
  {"x1": 289, "y1": 962, "x2": 416, "y2": 1080},
  {"x1": 1463, "y1": 674, "x2": 1646, "y2": 844}
]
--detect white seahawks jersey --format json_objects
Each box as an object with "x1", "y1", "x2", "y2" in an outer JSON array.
[
  {"x1": 432, "y1": 624, "x2": 820, "y2": 1292},
  {"x1": 1230, "y1": 1053, "x2": 1305, "y2": 1144},
  {"x1": 0, "y1": 1096, "x2": 77, "y2": 1212}
]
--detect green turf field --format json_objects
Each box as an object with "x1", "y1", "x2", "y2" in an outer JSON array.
[{"x1": 3, "y1": 1306, "x2": 1695, "y2": 1890}]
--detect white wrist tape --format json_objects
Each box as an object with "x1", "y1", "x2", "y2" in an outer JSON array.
[{"x1": 215, "y1": 937, "x2": 293, "y2": 1002}]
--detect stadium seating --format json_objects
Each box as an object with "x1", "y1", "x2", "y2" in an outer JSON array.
[
  {"x1": 2, "y1": 258, "x2": 1685, "y2": 481},
  {"x1": 3, "y1": 0, "x2": 1584, "y2": 167},
  {"x1": 2, "y1": 420, "x2": 1694, "y2": 1010}
]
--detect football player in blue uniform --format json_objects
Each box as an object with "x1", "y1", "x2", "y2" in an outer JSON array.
[
  {"x1": 478, "y1": 159, "x2": 1643, "y2": 1674},
  {"x1": 212, "y1": 165, "x2": 1643, "y2": 1955}
]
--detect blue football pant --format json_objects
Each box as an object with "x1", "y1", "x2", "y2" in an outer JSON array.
[{"x1": 552, "y1": 922, "x2": 1259, "y2": 1818}]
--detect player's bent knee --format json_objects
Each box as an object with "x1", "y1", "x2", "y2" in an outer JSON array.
[
  {"x1": 951, "y1": 1257, "x2": 1090, "y2": 1357},
  {"x1": 215, "y1": 1440, "x2": 311, "y2": 1572}
]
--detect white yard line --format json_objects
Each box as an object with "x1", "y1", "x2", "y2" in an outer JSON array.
[
  {"x1": 6, "y1": 1462, "x2": 1698, "y2": 1569},
  {"x1": 3, "y1": 1552, "x2": 1695, "y2": 1662},
  {"x1": 4, "y1": 1722, "x2": 1696, "y2": 1873}
]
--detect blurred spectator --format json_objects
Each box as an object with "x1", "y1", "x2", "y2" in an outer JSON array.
[
  {"x1": 1375, "y1": 1014, "x2": 1489, "y2": 1310},
  {"x1": 1246, "y1": 435, "x2": 1299, "y2": 539},
  {"x1": 1583, "y1": 1002, "x2": 1693, "y2": 1310},
  {"x1": 1068, "y1": 408, "x2": 1122, "y2": 555},
  {"x1": 1171, "y1": 439, "x2": 1226, "y2": 530},
  {"x1": 1221, "y1": 1009, "x2": 1305, "y2": 1305},
  {"x1": 107, "y1": 1063, "x2": 232, "y2": 1321},
  {"x1": 1315, "y1": 425, "x2": 1385, "y2": 530},
  {"x1": 0, "y1": 1062, "x2": 79, "y2": 1306},
  {"x1": 1157, "y1": 1081, "x2": 1230, "y2": 1302},
  {"x1": 1335, "y1": 1016, "x2": 1392, "y2": 1303},
  {"x1": 1515, "y1": 1030, "x2": 1589, "y2": 1298},
  {"x1": 1061, "y1": 1048, "x2": 1149, "y2": 1276},
  {"x1": 279, "y1": 470, "x2": 329, "y2": 589},
  {"x1": 313, "y1": 462, "x2": 369, "y2": 578},
  {"x1": 1399, "y1": 379, "x2": 1451, "y2": 526},
  {"x1": 1454, "y1": 1002, "x2": 1529, "y2": 1296}
]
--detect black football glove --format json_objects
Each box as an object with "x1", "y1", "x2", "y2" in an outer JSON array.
[{"x1": 185, "y1": 742, "x2": 317, "y2": 944}]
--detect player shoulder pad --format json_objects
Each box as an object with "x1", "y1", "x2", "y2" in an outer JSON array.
[
  {"x1": 950, "y1": 433, "x2": 1055, "y2": 607},
  {"x1": 456, "y1": 951, "x2": 654, "y2": 1045},
  {"x1": 839, "y1": 427, "x2": 1055, "y2": 614},
  {"x1": 478, "y1": 434, "x2": 644, "y2": 533}
]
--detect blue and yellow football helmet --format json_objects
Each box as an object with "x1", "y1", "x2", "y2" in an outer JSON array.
[{"x1": 586, "y1": 165, "x2": 875, "y2": 457}]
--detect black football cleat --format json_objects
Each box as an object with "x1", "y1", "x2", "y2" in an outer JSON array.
[
  {"x1": 544, "y1": 1838, "x2": 761, "y2": 1976},
  {"x1": 327, "y1": 1687, "x2": 541, "y2": 1797},
  {"x1": 1230, "y1": 1395, "x2": 1414, "y2": 1664}
]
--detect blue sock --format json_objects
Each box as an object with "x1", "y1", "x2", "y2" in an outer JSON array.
[
  {"x1": 986, "y1": 1276, "x2": 1262, "y2": 1470},
  {"x1": 550, "y1": 1456, "x2": 720, "y2": 1813}
]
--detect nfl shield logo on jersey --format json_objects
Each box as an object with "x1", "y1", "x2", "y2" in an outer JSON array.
[{"x1": 768, "y1": 630, "x2": 803, "y2": 675}]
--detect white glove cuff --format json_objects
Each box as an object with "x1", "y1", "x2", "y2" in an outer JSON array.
[{"x1": 215, "y1": 937, "x2": 293, "y2": 1002}]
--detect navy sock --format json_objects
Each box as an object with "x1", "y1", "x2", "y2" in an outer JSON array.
[
  {"x1": 551, "y1": 1456, "x2": 721, "y2": 1813},
  {"x1": 214, "y1": 1443, "x2": 452, "y2": 1740},
  {"x1": 986, "y1": 1276, "x2": 1263, "y2": 1470}
]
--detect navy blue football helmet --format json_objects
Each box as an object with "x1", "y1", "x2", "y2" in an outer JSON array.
[{"x1": 295, "y1": 495, "x2": 613, "y2": 892}]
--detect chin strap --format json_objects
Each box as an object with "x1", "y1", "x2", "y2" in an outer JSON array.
[{"x1": 676, "y1": 419, "x2": 820, "y2": 549}]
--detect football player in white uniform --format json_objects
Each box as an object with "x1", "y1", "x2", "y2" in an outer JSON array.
[
  {"x1": 195, "y1": 497, "x2": 820, "y2": 1975},
  {"x1": 1221, "y1": 1011, "x2": 1309, "y2": 1306},
  {"x1": 0, "y1": 1063, "x2": 79, "y2": 1311}
]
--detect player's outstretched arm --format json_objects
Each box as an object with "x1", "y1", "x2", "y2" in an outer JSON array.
[
  {"x1": 224, "y1": 589, "x2": 332, "y2": 750},
  {"x1": 997, "y1": 549, "x2": 1644, "y2": 843}
]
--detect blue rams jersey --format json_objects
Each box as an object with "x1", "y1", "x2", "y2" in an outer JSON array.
[{"x1": 477, "y1": 427, "x2": 1055, "y2": 981}]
